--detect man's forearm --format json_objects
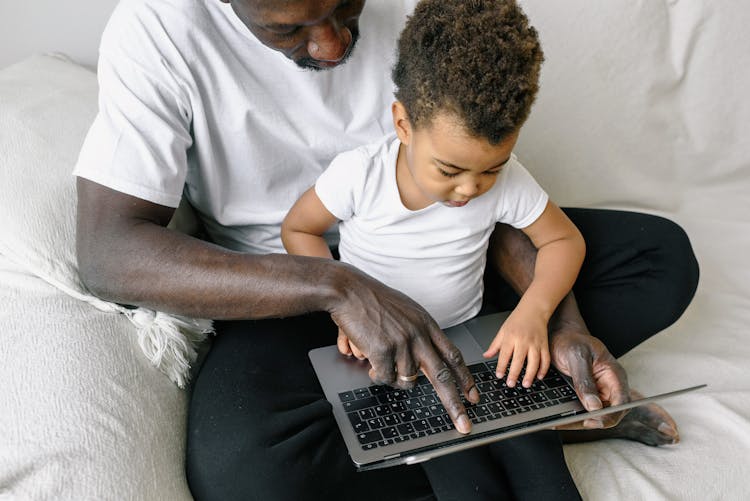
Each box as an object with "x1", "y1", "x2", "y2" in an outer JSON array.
[{"x1": 80, "y1": 221, "x2": 352, "y2": 320}]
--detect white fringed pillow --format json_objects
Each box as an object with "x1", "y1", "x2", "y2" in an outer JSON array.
[{"x1": 0, "y1": 54, "x2": 211, "y2": 388}]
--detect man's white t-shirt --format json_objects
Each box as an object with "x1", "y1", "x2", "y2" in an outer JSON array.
[
  {"x1": 315, "y1": 134, "x2": 549, "y2": 328},
  {"x1": 74, "y1": 0, "x2": 418, "y2": 254}
]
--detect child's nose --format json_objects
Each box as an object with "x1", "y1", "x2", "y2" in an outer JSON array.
[{"x1": 456, "y1": 180, "x2": 480, "y2": 197}]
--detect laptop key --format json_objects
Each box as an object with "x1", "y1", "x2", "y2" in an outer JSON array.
[
  {"x1": 343, "y1": 396, "x2": 378, "y2": 412},
  {"x1": 373, "y1": 405, "x2": 391, "y2": 417},
  {"x1": 357, "y1": 430, "x2": 383, "y2": 444},
  {"x1": 546, "y1": 375, "x2": 567, "y2": 388},
  {"x1": 531, "y1": 393, "x2": 549, "y2": 403},
  {"x1": 354, "y1": 388, "x2": 371, "y2": 399},
  {"x1": 339, "y1": 391, "x2": 355, "y2": 402},
  {"x1": 502, "y1": 398, "x2": 520, "y2": 410},
  {"x1": 413, "y1": 419, "x2": 430, "y2": 432},
  {"x1": 406, "y1": 386, "x2": 425, "y2": 397},
  {"x1": 397, "y1": 423, "x2": 415, "y2": 435},
  {"x1": 358, "y1": 408, "x2": 376, "y2": 420},
  {"x1": 544, "y1": 389, "x2": 563, "y2": 400},
  {"x1": 367, "y1": 417, "x2": 385, "y2": 429},
  {"x1": 558, "y1": 386, "x2": 576, "y2": 397},
  {"x1": 469, "y1": 363, "x2": 488, "y2": 374},
  {"x1": 428, "y1": 415, "x2": 446, "y2": 428},
  {"x1": 383, "y1": 414, "x2": 400, "y2": 427},
  {"x1": 352, "y1": 421, "x2": 369, "y2": 434},
  {"x1": 381, "y1": 427, "x2": 399, "y2": 439}
]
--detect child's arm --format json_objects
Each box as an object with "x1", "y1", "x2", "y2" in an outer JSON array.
[
  {"x1": 484, "y1": 201, "x2": 585, "y2": 387},
  {"x1": 282, "y1": 187, "x2": 364, "y2": 358},
  {"x1": 281, "y1": 187, "x2": 339, "y2": 259}
]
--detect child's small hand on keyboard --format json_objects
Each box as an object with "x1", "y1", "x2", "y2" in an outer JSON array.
[{"x1": 483, "y1": 309, "x2": 550, "y2": 388}]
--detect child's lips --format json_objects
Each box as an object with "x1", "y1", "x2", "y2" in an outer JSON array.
[{"x1": 444, "y1": 200, "x2": 468, "y2": 207}]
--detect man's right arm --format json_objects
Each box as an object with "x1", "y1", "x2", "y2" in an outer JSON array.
[
  {"x1": 76, "y1": 178, "x2": 479, "y2": 432},
  {"x1": 77, "y1": 177, "x2": 343, "y2": 319}
]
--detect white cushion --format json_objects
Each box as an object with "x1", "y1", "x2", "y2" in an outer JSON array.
[
  {"x1": 0, "y1": 54, "x2": 192, "y2": 500},
  {"x1": 0, "y1": 54, "x2": 211, "y2": 390}
]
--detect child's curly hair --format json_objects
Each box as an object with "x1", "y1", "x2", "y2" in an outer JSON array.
[{"x1": 393, "y1": 0, "x2": 544, "y2": 144}]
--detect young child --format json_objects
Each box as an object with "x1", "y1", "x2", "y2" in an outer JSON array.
[{"x1": 281, "y1": 0, "x2": 585, "y2": 389}]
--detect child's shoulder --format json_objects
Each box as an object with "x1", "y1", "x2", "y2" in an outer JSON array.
[
  {"x1": 354, "y1": 132, "x2": 399, "y2": 164},
  {"x1": 329, "y1": 132, "x2": 399, "y2": 176}
]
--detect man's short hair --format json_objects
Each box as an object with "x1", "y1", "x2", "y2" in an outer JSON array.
[{"x1": 392, "y1": 0, "x2": 544, "y2": 144}]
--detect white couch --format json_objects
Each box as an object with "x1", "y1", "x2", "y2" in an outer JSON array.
[{"x1": 1, "y1": 1, "x2": 748, "y2": 499}]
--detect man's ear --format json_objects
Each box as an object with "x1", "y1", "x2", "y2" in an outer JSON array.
[{"x1": 391, "y1": 101, "x2": 412, "y2": 146}]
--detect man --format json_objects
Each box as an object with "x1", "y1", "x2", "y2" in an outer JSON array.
[{"x1": 75, "y1": 0, "x2": 698, "y2": 499}]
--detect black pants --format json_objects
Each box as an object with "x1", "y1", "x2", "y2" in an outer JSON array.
[{"x1": 186, "y1": 209, "x2": 699, "y2": 501}]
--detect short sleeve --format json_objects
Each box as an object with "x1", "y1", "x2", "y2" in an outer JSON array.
[
  {"x1": 496, "y1": 156, "x2": 549, "y2": 229},
  {"x1": 314, "y1": 149, "x2": 367, "y2": 221},
  {"x1": 73, "y1": 4, "x2": 193, "y2": 208}
]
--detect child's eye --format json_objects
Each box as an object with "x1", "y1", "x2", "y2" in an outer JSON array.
[
  {"x1": 438, "y1": 168, "x2": 460, "y2": 178},
  {"x1": 484, "y1": 169, "x2": 501, "y2": 176}
]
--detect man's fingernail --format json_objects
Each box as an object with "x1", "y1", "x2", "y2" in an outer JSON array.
[
  {"x1": 457, "y1": 415, "x2": 471, "y2": 434},
  {"x1": 469, "y1": 386, "x2": 480, "y2": 402},
  {"x1": 585, "y1": 395, "x2": 603, "y2": 410},
  {"x1": 658, "y1": 422, "x2": 678, "y2": 437}
]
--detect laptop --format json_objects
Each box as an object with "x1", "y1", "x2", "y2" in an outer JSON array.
[{"x1": 309, "y1": 312, "x2": 706, "y2": 471}]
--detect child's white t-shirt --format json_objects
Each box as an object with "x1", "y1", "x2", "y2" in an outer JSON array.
[{"x1": 315, "y1": 134, "x2": 549, "y2": 328}]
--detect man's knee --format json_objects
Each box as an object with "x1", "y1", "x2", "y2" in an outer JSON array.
[{"x1": 646, "y1": 214, "x2": 700, "y2": 316}]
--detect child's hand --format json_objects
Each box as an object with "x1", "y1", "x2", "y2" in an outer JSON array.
[
  {"x1": 337, "y1": 329, "x2": 367, "y2": 360},
  {"x1": 482, "y1": 310, "x2": 550, "y2": 388}
]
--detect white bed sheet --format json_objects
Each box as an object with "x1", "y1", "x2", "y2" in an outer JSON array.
[{"x1": 516, "y1": 1, "x2": 750, "y2": 499}]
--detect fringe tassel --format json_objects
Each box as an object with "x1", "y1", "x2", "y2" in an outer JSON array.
[{"x1": 125, "y1": 309, "x2": 214, "y2": 388}]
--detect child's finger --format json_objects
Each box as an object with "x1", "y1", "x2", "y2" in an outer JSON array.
[
  {"x1": 337, "y1": 332, "x2": 352, "y2": 356},
  {"x1": 523, "y1": 349, "x2": 540, "y2": 388},
  {"x1": 495, "y1": 344, "x2": 512, "y2": 379},
  {"x1": 506, "y1": 348, "x2": 526, "y2": 388},
  {"x1": 483, "y1": 333, "x2": 504, "y2": 359},
  {"x1": 538, "y1": 347, "x2": 551, "y2": 380}
]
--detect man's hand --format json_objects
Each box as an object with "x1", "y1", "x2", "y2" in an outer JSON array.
[
  {"x1": 328, "y1": 267, "x2": 479, "y2": 434},
  {"x1": 549, "y1": 322, "x2": 630, "y2": 430}
]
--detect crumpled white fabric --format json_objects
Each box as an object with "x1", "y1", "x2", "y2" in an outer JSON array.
[{"x1": 0, "y1": 53, "x2": 212, "y2": 388}]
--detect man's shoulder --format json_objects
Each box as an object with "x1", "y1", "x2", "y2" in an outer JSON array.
[
  {"x1": 112, "y1": 0, "x2": 206, "y2": 20},
  {"x1": 102, "y1": 0, "x2": 215, "y2": 49}
]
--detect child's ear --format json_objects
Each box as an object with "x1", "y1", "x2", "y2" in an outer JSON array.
[{"x1": 392, "y1": 101, "x2": 412, "y2": 145}]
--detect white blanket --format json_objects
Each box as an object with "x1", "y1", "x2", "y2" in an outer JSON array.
[{"x1": 0, "y1": 55, "x2": 211, "y2": 389}]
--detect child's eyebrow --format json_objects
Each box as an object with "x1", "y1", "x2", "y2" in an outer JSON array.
[{"x1": 435, "y1": 156, "x2": 512, "y2": 172}]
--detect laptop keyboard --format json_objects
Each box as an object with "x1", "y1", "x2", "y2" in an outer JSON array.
[{"x1": 338, "y1": 361, "x2": 578, "y2": 450}]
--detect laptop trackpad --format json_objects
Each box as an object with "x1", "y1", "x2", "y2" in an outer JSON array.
[
  {"x1": 444, "y1": 324, "x2": 486, "y2": 361},
  {"x1": 445, "y1": 311, "x2": 511, "y2": 361}
]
